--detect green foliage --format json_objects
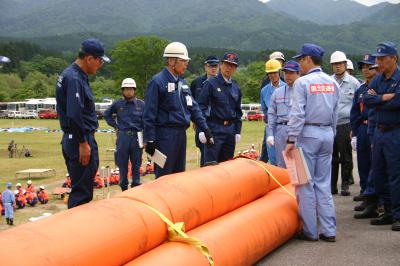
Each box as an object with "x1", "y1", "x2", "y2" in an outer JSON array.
[
  {"x1": 110, "y1": 36, "x2": 169, "y2": 98},
  {"x1": 90, "y1": 77, "x2": 119, "y2": 101},
  {"x1": 16, "y1": 71, "x2": 57, "y2": 99},
  {"x1": 235, "y1": 61, "x2": 265, "y2": 103}
]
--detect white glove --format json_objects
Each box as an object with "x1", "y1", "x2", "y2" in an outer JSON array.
[
  {"x1": 267, "y1": 136, "x2": 275, "y2": 146},
  {"x1": 351, "y1": 137, "x2": 357, "y2": 151},
  {"x1": 235, "y1": 134, "x2": 241, "y2": 143},
  {"x1": 199, "y1": 132, "x2": 207, "y2": 144}
]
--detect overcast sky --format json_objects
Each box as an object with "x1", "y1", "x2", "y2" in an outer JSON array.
[{"x1": 260, "y1": 0, "x2": 400, "y2": 6}]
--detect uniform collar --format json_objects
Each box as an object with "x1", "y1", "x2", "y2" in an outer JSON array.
[
  {"x1": 123, "y1": 97, "x2": 136, "y2": 105},
  {"x1": 72, "y1": 63, "x2": 88, "y2": 82},
  {"x1": 382, "y1": 67, "x2": 400, "y2": 82},
  {"x1": 307, "y1": 67, "x2": 322, "y2": 75},
  {"x1": 217, "y1": 73, "x2": 232, "y2": 85},
  {"x1": 163, "y1": 67, "x2": 179, "y2": 83}
]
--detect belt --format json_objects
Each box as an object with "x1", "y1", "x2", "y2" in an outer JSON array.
[
  {"x1": 304, "y1": 123, "x2": 331, "y2": 127},
  {"x1": 208, "y1": 118, "x2": 233, "y2": 126},
  {"x1": 120, "y1": 130, "x2": 138, "y2": 136},
  {"x1": 377, "y1": 124, "x2": 400, "y2": 132},
  {"x1": 277, "y1": 122, "x2": 288, "y2": 125}
]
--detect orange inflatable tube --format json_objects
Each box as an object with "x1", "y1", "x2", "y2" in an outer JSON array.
[
  {"x1": 126, "y1": 185, "x2": 299, "y2": 266},
  {"x1": 0, "y1": 159, "x2": 291, "y2": 265}
]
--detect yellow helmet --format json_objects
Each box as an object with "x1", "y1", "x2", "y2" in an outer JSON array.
[{"x1": 265, "y1": 59, "x2": 282, "y2": 73}]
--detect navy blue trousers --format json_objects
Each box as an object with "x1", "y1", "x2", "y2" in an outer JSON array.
[
  {"x1": 116, "y1": 132, "x2": 142, "y2": 190},
  {"x1": 62, "y1": 133, "x2": 99, "y2": 209},
  {"x1": 372, "y1": 128, "x2": 400, "y2": 219},
  {"x1": 155, "y1": 127, "x2": 186, "y2": 178}
]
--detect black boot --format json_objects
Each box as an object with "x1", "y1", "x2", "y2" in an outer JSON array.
[
  {"x1": 9, "y1": 218, "x2": 14, "y2": 226},
  {"x1": 354, "y1": 200, "x2": 379, "y2": 219},
  {"x1": 353, "y1": 193, "x2": 365, "y2": 202},
  {"x1": 370, "y1": 212, "x2": 393, "y2": 225},
  {"x1": 341, "y1": 182, "x2": 350, "y2": 196},
  {"x1": 6, "y1": 218, "x2": 9, "y2": 225},
  {"x1": 354, "y1": 200, "x2": 367, "y2": 211},
  {"x1": 392, "y1": 220, "x2": 400, "y2": 231}
]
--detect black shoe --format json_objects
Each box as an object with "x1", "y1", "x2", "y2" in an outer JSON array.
[
  {"x1": 9, "y1": 219, "x2": 13, "y2": 226},
  {"x1": 354, "y1": 201, "x2": 367, "y2": 211},
  {"x1": 353, "y1": 194, "x2": 365, "y2": 202},
  {"x1": 392, "y1": 220, "x2": 400, "y2": 231},
  {"x1": 349, "y1": 178, "x2": 355, "y2": 185},
  {"x1": 319, "y1": 234, "x2": 336, "y2": 242},
  {"x1": 6, "y1": 218, "x2": 9, "y2": 225},
  {"x1": 354, "y1": 205, "x2": 379, "y2": 219},
  {"x1": 331, "y1": 188, "x2": 338, "y2": 195},
  {"x1": 296, "y1": 232, "x2": 318, "y2": 241},
  {"x1": 130, "y1": 182, "x2": 142, "y2": 188},
  {"x1": 341, "y1": 189, "x2": 350, "y2": 196},
  {"x1": 370, "y1": 213, "x2": 393, "y2": 225}
]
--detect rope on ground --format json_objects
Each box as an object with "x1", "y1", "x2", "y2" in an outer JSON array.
[{"x1": 117, "y1": 195, "x2": 214, "y2": 266}]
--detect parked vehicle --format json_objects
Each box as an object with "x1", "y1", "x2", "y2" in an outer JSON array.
[
  {"x1": 38, "y1": 109, "x2": 58, "y2": 119},
  {"x1": 247, "y1": 111, "x2": 264, "y2": 121}
]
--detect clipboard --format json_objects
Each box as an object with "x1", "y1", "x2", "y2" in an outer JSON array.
[
  {"x1": 282, "y1": 147, "x2": 311, "y2": 186},
  {"x1": 147, "y1": 149, "x2": 167, "y2": 168}
]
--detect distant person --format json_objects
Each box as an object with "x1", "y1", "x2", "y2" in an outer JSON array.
[
  {"x1": 267, "y1": 61, "x2": 300, "y2": 168},
  {"x1": 8, "y1": 140, "x2": 15, "y2": 158},
  {"x1": 330, "y1": 51, "x2": 360, "y2": 196},
  {"x1": 259, "y1": 51, "x2": 285, "y2": 163},
  {"x1": 104, "y1": 78, "x2": 144, "y2": 191},
  {"x1": 198, "y1": 53, "x2": 242, "y2": 164},
  {"x1": 56, "y1": 38, "x2": 110, "y2": 208},
  {"x1": 37, "y1": 186, "x2": 49, "y2": 204},
  {"x1": 190, "y1": 56, "x2": 219, "y2": 166},
  {"x1": 261, "y1": 59, "x2": 286, "y2": 165},
  {"x1": 2, "y1": 182, "x2": 15, "y2": 226}
]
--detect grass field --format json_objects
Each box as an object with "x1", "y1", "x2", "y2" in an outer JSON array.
[{"x1": 0, "y1": 119, "x2": 265, "y2": 231}]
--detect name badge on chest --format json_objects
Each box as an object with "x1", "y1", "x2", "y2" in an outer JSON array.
[
  {"x1": 186, "y1": 95, "x2": 193, "y2": 106},
  {"x1": 168, "y1": 83, "x2": 175, "y2": 92}
]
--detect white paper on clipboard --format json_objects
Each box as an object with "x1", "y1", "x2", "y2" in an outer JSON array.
[
  {"x1": 147, "y1": 149, "x2": 167, "y2": 168},
  {"x1": 137, "y1": 131, "x2": 144, "y2": 148}
]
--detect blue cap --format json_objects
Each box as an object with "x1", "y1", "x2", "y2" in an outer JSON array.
[
  {"x1": 222, "y1": 53, "x2": 239, "y2": 66},
  {"x1": 293, "y1": 43, "x2": 325, "y2": 59},
  {"x1": 6, "y1": 182, "x2": 12, "y2": 188},
  {"x1": 282, "y1": 60, "x2": 300, "y2": 72},
  {"x1": 80, "y1": 38, "x2": 111, "y2": 63},
  {"x1": 357, "y1": 53, "x2": 376, "y2": 69},
  {"x1": 372, "y1": 42, "x2": 398, "y2": 57},
  {"x1": 205, "y1": 56, "x2": 219, "y2": 66}
]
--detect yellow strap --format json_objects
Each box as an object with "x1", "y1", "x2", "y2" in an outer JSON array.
[
  {"x1": 118, "y1": 196, "x2": 214, "y2": 266},
  {"x1": 237, "y1": 157, "x2": 296, "y2": 199}
]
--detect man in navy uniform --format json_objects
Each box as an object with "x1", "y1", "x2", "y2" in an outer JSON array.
[
  {"x1": 350, "y1": 54, "x2": 379, "y2": 218},
  {"x1": 190, "y1": 56, "x2": 219, "y2": 166},
  {"x1": 143, "y1": 42, "x2": 213, "y2": 178},
  {"x1": 363, "y1": 42, "x2": 400, "y2": 231},
  {"x1": 56, "y1": 38, "x2": 110, "y2": 208},
  {"x1": 104, "y1": 78, "x2": 144, "y2": 191},
  {"x1": 198, "y1": 53, "x2": 243, "y2": 164},
  {"x1": 285, "y1": 43, "x2": 340, "y2": 242}
]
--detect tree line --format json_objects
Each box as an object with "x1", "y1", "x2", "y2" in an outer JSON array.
[{"x1": 0, "y1": 36, "x2": 363, "y2": 103}]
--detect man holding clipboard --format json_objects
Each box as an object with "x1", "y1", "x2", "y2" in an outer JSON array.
[{"x1": 285, "y1": 43, "x2": 340, "y2": 242}]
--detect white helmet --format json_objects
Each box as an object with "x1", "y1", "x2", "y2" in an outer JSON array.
[
  {"x1": 269, "y1": 51, "x2": 285, "y2": 62},
  {"x1": 330, "y1": 51, "x2": 347, "y2": 64},
  {"x1": 16, "y1": 183, "x2": 21, "y2": 187},
  {"x1": 39, "y1": 185, "x2": 45, "y2": 190},
  {"x1": 346, "y1": 59, "x2": 354, "y2": 70},
  {"x1": 163, "y1": 42, "x2": 190, "y2": 60},
  {"x1": 121, "y1": 78, "x2": 136, "y2": 88},
  {"x1": 27, "y1": 180, "x2": 32, "y2": 185}
]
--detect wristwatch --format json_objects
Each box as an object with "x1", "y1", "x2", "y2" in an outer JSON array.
[{"x1": 287, "y1": 136, "x2": 296, "y2": 144}]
